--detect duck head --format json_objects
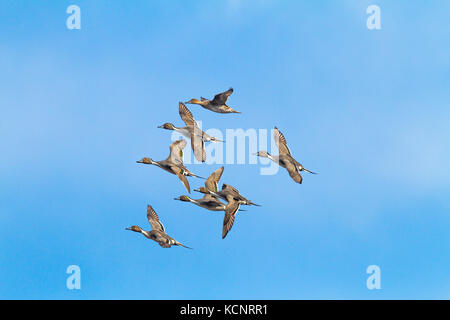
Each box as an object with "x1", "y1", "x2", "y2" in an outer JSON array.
[
  {"x1": 185, "y1": 98, "x2": 203, "y2": 104},
  {"x1": 194, "y1": 187, "x2": 210, "y2": 194},
  {"x1": 125, "y1": 225, "x2": 142, "y2": 233},
  {"x1": 158, "y1": 123, "x2": 176, "y2": 130},
  {"x1": 210, "y1": 136, "x2": 224, "y2": 143},
  {"x1": 254, "y1": 151, "x2": 270, "y2": 158},
  {"x1": 174, "y1": 195, "x2": 191, "y2": 202},
  {"x1": 136, "y1": 157, "x2": 152, "y2": 164}
]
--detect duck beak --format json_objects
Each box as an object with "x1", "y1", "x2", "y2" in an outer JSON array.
[
  {"x1": 174, "y1": 197, "x2": 181, "y2": 200},
  {"x1": 193, "y1": 189, "x2": 201, "y2": 193},
  {"x1": 157, "y1": 125, "x2": 163, "y2": 129},
  {"x1": 125, "y1": 227, "x2": 132, "y2": 231},
  {"x1": 136, "y1": 160, "x2": 143, "y2": 163}
]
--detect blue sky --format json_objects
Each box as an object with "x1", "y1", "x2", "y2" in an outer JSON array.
[{"x1": 0, "y1": 0, "x2": 449, "y2": 299}]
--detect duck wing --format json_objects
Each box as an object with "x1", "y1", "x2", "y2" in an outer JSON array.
[
  {"x1": 205, "y1": 167, "x2": 224, "y2": 192},
  {"x1": 158, "y1": 241, "x2": 172, "y2": 248},
  {"x1": 168, "y1": 139, "x2": 187, "y2": 164},
  {"x1": 202, "y1": 193, "x2": 225, "y2": 205},
  {"x1": 170, "y1": 165, "x2": 191, "y2": 193},
  {"x1": 274, "y1": 126, "x2": 291, "y2": 156},
  {"x1": 211, "y1": 88, "x2": 233, "y2": 105},
  {"x1": 221, "y1": 183, "x2": 241, "y2": 197},
  {"x1": 179, "y1": 102, "x2": 197, "y2": 127},
  {"x1": 146, "y1": 205, "x2": 165, "y2": 232},
  {"x1": 286, "y1": 162, "x2": 303, "y2": 184},
  {"x1": 191, "y1": 134, "x2": 206, "y2": 162},
  {"x1": 222, "y1": 198, "x2": 240, "y2": 239}
]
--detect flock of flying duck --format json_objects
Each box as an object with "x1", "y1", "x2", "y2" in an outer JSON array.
[{"x1": 126, "y1": 88, "x2": 316, "y2": 248}]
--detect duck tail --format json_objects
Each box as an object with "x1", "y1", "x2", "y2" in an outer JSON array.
[
  {"x1": 209, "y1": 191, "x2": 221, "y2": 198},
  {"x1": 187, "y1": 171, "x2": 205, "y2": 179},
  {"x1": 303, "y1": 168, "x2": 317, "y2": 174},
  {"x1": 247, "y1": 201, "x2": 261, "y2": 207},
  {"x1": 177, "y1": 241, "x2": 193, "y2": 249}
]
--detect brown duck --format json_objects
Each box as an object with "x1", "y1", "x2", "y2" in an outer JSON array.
[
  {"x1": 158, "y1": 102, "x2": 222, "y2": 162},
  {"x1": 136, "y1": 139, "x2": 203, "y2": 193},
  {"x1": 195, "y1": 176, "x2": 260, "y2": 239},
  {"x1": 255, "y1": 126, "x2": 316, "y2": 184},
  {"x1": 126, "y1": 205, "x2": 192, "y2": 249},
  {"x1": 185, "y1": 88, "x2": 241, "y2": 114}
]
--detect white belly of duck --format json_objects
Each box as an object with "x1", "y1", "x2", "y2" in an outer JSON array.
[{"x1": 175, "y1": 127, "x2": 191, "y2": 139}]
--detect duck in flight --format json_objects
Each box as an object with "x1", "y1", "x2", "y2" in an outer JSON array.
[
  {"x1": 174, "y1": 167, "x2": 228, "y2": 211},
  {"x1": 136, "y1": 139, "x2": 203, "y2": 193},
  {"x1": 195, "y1": 181, "x2": 260, "y2": 239},
  {"x1": 126, "y1": 205, "x2": 192, "y2": 249},
  {"x1": 196, "y1": 183, "x2": 261, "y2": 207},
  {"x1": 158, "y1": 102, "x2": 222, "y2": 162},
  {"x1": 220, "y1": 196, "x2": 241, "y2": 239},
  {"x1": 174, "y1": 166, "x2": 247, "y2": 212},
  {"x1": 255, "y1": 126, "x2": 316, "y2": 184},
  {"x1": 185, "y1": 88, "x2": 241, "y2": 114}
]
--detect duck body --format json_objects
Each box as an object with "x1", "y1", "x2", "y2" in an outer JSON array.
[
  {"x1": 126, "y1": 205, "x2": 191, "y2": 249},
  {"x1": 189, "y1": 167, "x2": 257, "y2": 238},
  {"x1": 264, "y1": 154, "x2": 304, "y2": 184},
  {"x1": 185, "y1": 88, "x2": 241, "y2": 114},
  {"x1": 212, "y1": 184, "x2": 260, "y2": 207},
  {"x1": 141, "y1": 230, "x2": 180, "y2": 248},
  {"x1": 195, "y1": 100, "x2": 240, "y2": 114},
  {"x1": 186, "y1": 125, "x2": 218, "y2": 142},
  {"x1": 159, "y1": 124, "x2": 217, "y2": 142},
  {"x1": 269, "y1": 154, "x2": 293, "y2": 170},
  {"x1": 136, "y1": 139, "x2": 203, "y2": 193},
  {"x1": 175, "y1": 194, "x2": 228, "y2": 212},
  {"x1": 173, "y1": 126, "x2": 191, "y2": 139},
  {"x1": 150, "y1": 159, "x2": 199, "y2": 178},
  {"x1": 145, "y1": 158, "x2": 177, "y2": 175},
  {"x1": 196, "y1": 196, "x2": 228, "y2": 211},
  {"x1": 255, "y1": 127, "x2": 316, "y2": 184},
  {"x1": 158, "y1": 103, "x2": 222, "y2": 162}
]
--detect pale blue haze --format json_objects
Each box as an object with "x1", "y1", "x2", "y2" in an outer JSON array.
[{"x1": 0, "y1": 1, "x2": 449, "y2": 299}]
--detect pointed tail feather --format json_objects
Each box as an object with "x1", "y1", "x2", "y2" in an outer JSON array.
[
  {"x1": 189, "y1": 172, "x2": 205, "y2": 179},
  {"x1": 209, "y1": 191, "x2": 221, "y2": 198},
  {"x1": 303, "y1": 168, "x2": 317, "y2": 174},
  {"x1": 177, "y1": 241, "x2": 193, "y2": 249}
]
